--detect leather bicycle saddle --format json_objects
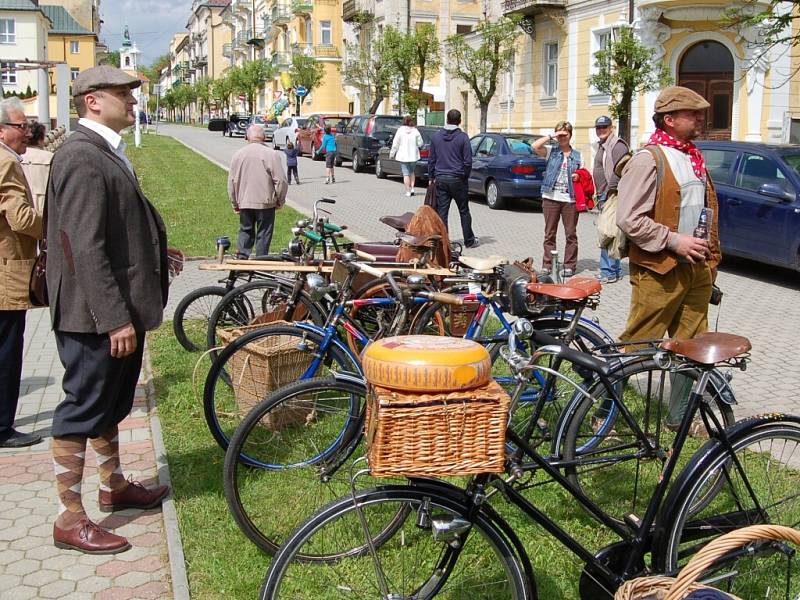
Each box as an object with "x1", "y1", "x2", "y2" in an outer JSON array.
[
  {"x1": 526, "y1": 277, "x2": 602, "y2": 301},
  {"x1": 660, "y1": 332, "x2": 751, "y2": 365},
  {"x1": 380, "y1": 213, "x2": 415, "y2": 233},
  {"x1": 458, "y1": 255, "x2": 509, "y2": 273}
]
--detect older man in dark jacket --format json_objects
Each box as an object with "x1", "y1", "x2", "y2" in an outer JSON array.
[
  {"x1": 428, "y1": 109, "x2": 478, "y2": 248},
  {"x1": 47, "y1": 66, "x2": 180, "y2": 554}
]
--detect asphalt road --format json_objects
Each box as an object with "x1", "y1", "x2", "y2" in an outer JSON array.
[{"x1": 156, "y1": 123, "x2": 800, "y2": 418}]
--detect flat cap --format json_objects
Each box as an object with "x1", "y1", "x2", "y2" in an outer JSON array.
[
  {"x1": 654, "y1": 86, "x2": 710, "y2": 113},
  {"x1": 72, "y1": 65, "x2": 141, "y2": 97},
  {"x1": 595, "y1": 115, "x2": 613, "y2": 127}
]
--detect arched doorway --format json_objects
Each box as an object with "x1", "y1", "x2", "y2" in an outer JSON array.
[{"x1": 678, "y1": 41, "x2": 734, "y2": 140}]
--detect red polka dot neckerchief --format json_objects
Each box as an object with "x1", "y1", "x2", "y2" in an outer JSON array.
[{"x1": 648, "y1": 128, "x2": 707, "y2": 180}]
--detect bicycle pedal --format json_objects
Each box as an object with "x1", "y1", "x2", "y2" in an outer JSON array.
[{"x1": 623, "y1": 513, "x2": 641, "y2": 530}]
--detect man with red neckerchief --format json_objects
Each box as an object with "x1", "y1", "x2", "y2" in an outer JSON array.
[{"x1": 616, "y1": 86, "x2": 721, "y2": 353}]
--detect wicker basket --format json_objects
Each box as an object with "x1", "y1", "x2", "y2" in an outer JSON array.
[
  {"x1": 217, "y1": 322, "x2": 313, "y2": 428},
  {"x1": 615, "y1": 524, "x2": 800, "y2": 600},
  {"x1": 365, "y1": 378, "x2": 510, "y2": 478}
]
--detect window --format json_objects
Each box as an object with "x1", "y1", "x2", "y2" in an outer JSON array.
[
  {"x1": 0, "y1": 61, "x2": 16, "y2": 84},
  {"x1": 589, "y1": 30, "x2": 612, "y2": 97},
  {"x1": 125, "y1": 56, "x2": 131, "y2": 67},
  {"x1": 0, "y1": 19, "x2": 15, "y2": 44},
  {"x1": 320, "y1": 21, "x2": 331, "y2": 45},
  {"x1": 469, "y1": 136, "x2": 483, "y2": 155},
  {"x1": 456, "y1": 24, "x2": 472, "y2": 35},
  {"x1": 543, "y1": 42, "x2": 558, "y2": 97},
  {"x1": 305, "y1": 19, "x2": 312, "y2": 43},
  {"x1": 703, "y1": 149, "x2": 737, "y2": 185},
  {"x1": 70, "y1": 68, "x2": 80, "y2": 81},
  {"x1": 477, "y1": 137, "x2": 498, "y2": 157},
  {"x1": 70, "y1": 40, "x2": 80, "y2": 54},
  {"x1": 736, "y1": 154, "x2": 786, "y2": 192}
]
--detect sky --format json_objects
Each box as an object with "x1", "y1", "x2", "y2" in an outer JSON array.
[{"x1": 99, "y1": 0, "x2": 194, "y2": 67}]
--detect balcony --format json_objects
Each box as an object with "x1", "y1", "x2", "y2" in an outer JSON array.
[
  {"x1": 195, "y1": 55, "x2": 208, "y2": 67},
  {"x1": 314, "y1": 44, "x2": 339, "y2": 58},
  {"x1": 247, "y1": 28, "x2": 267, "y2": 45},
  {"x1": 231, "y1": 0, "x2": 252, "y2": 14},
  {"x1": 502, "y1": 0, "x2": 565, "y2": 16},
  {"x1": 292, "y1": 0, "x2": 312, "y2": 14},
  {"x1": 222, "y1": 43, "x2": 232, "y2": 57},
  {"x1": 271, "y1": 5, "x2": 291, "y2": 24},
  {"x1": 271, "y1": 51, "x2": 292, "y2": 69}
]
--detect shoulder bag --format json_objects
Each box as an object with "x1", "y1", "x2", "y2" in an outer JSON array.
[{"x1": 29, "y1": 194, "x2": 48, "y2": 307}]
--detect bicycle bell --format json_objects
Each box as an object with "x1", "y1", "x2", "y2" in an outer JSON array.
[
  {"x1": 305, "y1": 273, "x2": 327, "y2": 300},
  {"x1": 406, "y1": 274, "x2": 426, "y2": 289},
  {"x1": 288, "y1": 238, "x2": 305, "y2": 258},
  {"x1": 512, "y1": 318, "x2": 534, "y2": 340},
  {"x1": 340, "y1": 251, "x2": 357, "y2": 262}
]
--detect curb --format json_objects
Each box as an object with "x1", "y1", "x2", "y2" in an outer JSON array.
[{"x1": 141, "y1": 343, "x2": 191, "y2": 600}]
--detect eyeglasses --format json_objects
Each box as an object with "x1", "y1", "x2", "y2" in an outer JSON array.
[{"x1": 2, "y1": 122, "x2": 30, "y2": 131}]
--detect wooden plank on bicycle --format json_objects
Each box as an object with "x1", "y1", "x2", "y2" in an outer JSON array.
[{"x1": 198, "y1": 261, "x2": 454, "y2": 276}]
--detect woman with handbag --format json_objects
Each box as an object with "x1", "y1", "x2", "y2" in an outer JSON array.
[
  {"x1": 389, "y1": 116, "x2": 423, "y2": 197},
  {"x1": 0, "y1": 97, "x2": 43, "y2": 448},
  {"x1": 532, "y1": 120, "x2": 582, "y2": 277}
]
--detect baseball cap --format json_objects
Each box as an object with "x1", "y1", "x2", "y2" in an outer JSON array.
[
  {"x1": 72, "y1": 65, "x2": 141, "y2": 97},
  {"x1": 595, "y1": 116, "x2": 613, "y2": 128}
]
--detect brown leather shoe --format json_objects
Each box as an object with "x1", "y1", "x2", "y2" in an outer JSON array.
[
  {"x1": 53, "y1": 518, "x2": 131, "y2": 554},
  {"x1": 98, "y1": 481, "x2": 170, "y2": 513}
]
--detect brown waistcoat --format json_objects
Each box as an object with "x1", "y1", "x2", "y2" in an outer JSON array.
[{"x1": 628, "y1": 145, "x2": 721, "y2": 275}]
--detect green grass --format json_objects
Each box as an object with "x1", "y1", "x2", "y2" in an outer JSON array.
[{"x1": 126, "y1": 134, "x2": 304, "y2": 257}]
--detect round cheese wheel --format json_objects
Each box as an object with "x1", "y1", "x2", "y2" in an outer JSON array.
[{"x1": 363, "y1": 335, "x2": 491, "y2": 392}]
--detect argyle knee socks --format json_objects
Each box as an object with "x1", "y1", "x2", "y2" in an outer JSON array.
[
  {"x1": 52, "y1": 435, "x2": 88, "y2": 528},
  {"x1": 89, "y1": 425, "x2": 128, "y2": 493}
]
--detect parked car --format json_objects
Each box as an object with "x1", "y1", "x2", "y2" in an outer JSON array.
[
  {"x1": 695, "y1": 140, "x2": 800, "y2": 271},
  {"x1": 249, "y1": 115, "x2": 280, "y2": 141},
  {"x1": 224, "y1": 113, "x2": 251, "y2": 137},
  {"x1": 335, "y1": 115, "x2": 404, "y2": 172},
  {"x1": 465, "y1": 132, "x2": 548, "y2": 210},
  {"x1": 375, "y1": 126, "x2": 441, "y2": 183},
  {"x1": 272, "y1": 116, "x2": 309, "y2": 149},
  {"x1": 208, "y1": 117, "x2": 228, "y2": 133},
  {"x1": 296, "y1": 113, "x2": 351, "y2": 157}
]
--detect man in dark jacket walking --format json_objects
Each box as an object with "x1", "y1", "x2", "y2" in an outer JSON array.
[{"x1": 428, "y1": 109, "x2": 478, "y2": 248}]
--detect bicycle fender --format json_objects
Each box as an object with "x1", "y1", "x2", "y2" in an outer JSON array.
[
  {"x1": 652, "y1": 412, "x2": 800, "y2": 567},
  {"x1": 708, "y1": 368, "x2": 737, "y2": 405},
  {"x1": 331, "y1": 371, "x2": 367, "y2": 386},
  {"x1": 290, "y1": 321, "x2": 364, "y2": 375}
]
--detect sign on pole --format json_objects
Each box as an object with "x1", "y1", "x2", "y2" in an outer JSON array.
[{"x1": 295, "y1": 86, "x2": 307, "y2": 98}]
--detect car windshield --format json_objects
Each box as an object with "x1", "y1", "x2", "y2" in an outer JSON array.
[
  {"x1": 504, "y1": 135, "x2": 540, "y2": 155},
  {"x1": 252, "y1": 116, "x2": 265, "y2": 124},
  {"x1": 373, "y1": 117, "x2": 404, "y2": 133},
  {"x1": 780, "y1": 152, "x2": 800, "y2": 176},
  {"x1": 296, "y1": 118, "x2": 308, "y2": 127},
  {"x1": 418, "y1": 127, "x2": 439, "y2": 143},
  {"x1": 326, "y1": 117, "x2": 350, "y2": 130}
]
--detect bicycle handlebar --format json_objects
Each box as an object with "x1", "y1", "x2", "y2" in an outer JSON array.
[
  {"x1": 418, "y1": 291, "x2": 464, "y2": 306},
  {"x1": 355, "y1": 249, "x2": 377, "y2": 262},
  {"x1": 355, "y1": 261, "x2": 384, "y2": 279},
  {"x1": 303, "y1": 230, "x2": 323, "y2": 243}
]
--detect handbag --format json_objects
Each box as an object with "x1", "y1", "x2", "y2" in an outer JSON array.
[
  {"x1": 424, "y1": 180, "x2": 437, "y2": 210},
  {"x1": 29, "y1": 195, "x2": 48, "y2": 307}
]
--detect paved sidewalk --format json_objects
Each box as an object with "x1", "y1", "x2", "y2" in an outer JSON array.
[{"x1": 0, "y1": 309, "x2": 185, "y2": 600}]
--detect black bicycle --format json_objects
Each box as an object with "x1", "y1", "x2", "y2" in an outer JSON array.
[{"x1": 260, "y1": 324, "x2": 800, "y2": 598}]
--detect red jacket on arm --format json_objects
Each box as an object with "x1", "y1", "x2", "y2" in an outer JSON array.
[{"x1": 573, "y1": 168, "x2": 595, "y2": 212}]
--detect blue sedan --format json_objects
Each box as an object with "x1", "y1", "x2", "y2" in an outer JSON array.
[
  {"x1": 696, "y1": 140, "x2": 800, "y2": 271},
  {"x1": 467, "y1": 132, "x2": 548, "y2": 210}
]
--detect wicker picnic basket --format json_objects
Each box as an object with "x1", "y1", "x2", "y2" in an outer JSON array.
[
  {"x1": 362, "y1": 336, "x2": 510, "y2": 478},
  {"x1": 217, "y1": 321, "x2": 313, "y2": 428},
  {"x1": 614, "y1": 524, "x2": 800, "y2": 600}
]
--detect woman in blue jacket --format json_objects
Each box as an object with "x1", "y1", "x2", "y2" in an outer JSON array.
[
  {"x1": 532, "y1": 120, "x2": 582, "y2": 277},
  {"x1": 318, "y1": 126, "x2": 337, "y2": 184}
]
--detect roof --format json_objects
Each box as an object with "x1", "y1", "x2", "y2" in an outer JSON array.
[
  {"x1": 40, "y1": 5, "x2": 93, "y2": 35},
  {"x1": 0, "y1": 0, "x2": 40, "y2": 10},
  {"x1": 137, "y1": 72, "x2": 150, "y2": 82}
]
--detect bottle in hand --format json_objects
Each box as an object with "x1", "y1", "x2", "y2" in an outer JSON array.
[{"x1": 693, "y1": 207, "x2": 713, "y2": 240}]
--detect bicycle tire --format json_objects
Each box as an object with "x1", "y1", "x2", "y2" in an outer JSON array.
[
  {"x1": 206, "y1": 278, "x2": 325, "y2": 358},
  {"x1": 561, "y1": 359, "x2": 735, "y2": 524},
  {"x1": 172, "y1": 285, "x2": 228, "y2": 352},
  {"x1": 224, "y1": 375, "x2": 368, "y2": 556},
  {"x1": 655, "y1": 419, "x2": 800, "y2": 598},
  {"x1": 203, "y1": 324, "x2": 360, "y2": 452},
  {"x1": 261, "y1": 485, "x2": 532, "y2": 599}
]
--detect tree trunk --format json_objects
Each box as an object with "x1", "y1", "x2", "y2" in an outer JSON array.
[
  {"x1": 369, "y1": 92, "x2": 383, "y2": 114},
  {"x1": 479, "y1": 104, "x2": 488, "y2": 133},
  {"x1": 619, "y1": 88, "x2": 633, "y2": 145}
]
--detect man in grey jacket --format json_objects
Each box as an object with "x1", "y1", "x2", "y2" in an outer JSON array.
[
  {"x1": 228, "y1": 124, "x2": 288, "y2": 257},
  {"x1": 47, "y1": 66, "x2": 180, "y2": 554}
]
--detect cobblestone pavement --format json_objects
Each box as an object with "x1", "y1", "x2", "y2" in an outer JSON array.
[
  {"x1": 0, "y1": 309, "x2": 179, "y2": 600},
  {"x1": 159, "y1": 124, "x2": 800, "y2": 418}
]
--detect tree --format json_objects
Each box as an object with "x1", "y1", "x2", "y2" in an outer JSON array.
[
  {"x1": 142, "y1": 53, "x2": 171, "y2": 85},
  {"x1": 162, "y1": 89, "x2": 176, "y2": 121},
  {"x1": 341, "y1": 23, "x2": 392, "y2": 114},
  {"x1": 193, "y1": 76, "x2": 213, "y2": 121},
  {"x1": 586, "y1": 26, "x2": 672, "y2": 143},
  {"x1": 724, "y1": 0, "x2": 800, "y2": 82},
  {"x1": 383, "y1": 27, "x2": 416, "y2": 114},
  {"x1": 407, "y1": 23, "x2": 441, "y2": 114},
  {"x1": 100, "y1": 50, "x2": 121, "y2": 68},
  {"x1": 172, "y1": 84, "x2": 196, "y2": 122},
  {"x1": 212, "y1": 74, "x2": 235, "y2": 114},
  {"x1": 229, "y1": 59, "x2": 273, "y2": 113},
  {"x1": 289, "y1": 55, "x2": 325, "y2": 109},
  {"x1": 444, "y1": 16, "x2": 520, "y2": 133}
]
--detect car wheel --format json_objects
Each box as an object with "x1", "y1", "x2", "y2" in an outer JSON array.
[
  {"x1": 486, "y1": 180, "x2": 506, "y2": 210},
  {"x1": 334, "y1": 153, "x2": 343, "y2": 167},
  {"x1": 375, "y1": 158, "x2": 387, "y2": 179},
  {"x1": 353, "y1": 151, "x2": 364, "y2": 173}
]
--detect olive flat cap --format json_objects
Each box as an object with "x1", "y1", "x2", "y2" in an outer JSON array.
[
  {"x1": 654, "y1": 86, "x2": 710, "y2": 113},
  {"x1": 72, "y1": 65, "x2": 141, "y2": 97}
]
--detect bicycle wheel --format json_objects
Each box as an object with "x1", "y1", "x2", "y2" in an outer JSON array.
[
  {"x1": 203, "y1": 324, "x2": 360, "y2": 452},
  {"x1": 261, "y1": 486, "x2": 532, "y2": 599},
  {"x1": 206, "y1": 278, "x2": 325, "y2": 357},
  {"x1": 656, "y1": 420, "x2": 800, "y2": 598},
  {"x1": 561, "y1": 359, "x2": 735, "y2": 523},
  {"x1": 172, "y1": 286, "x2": 227, "y2": 352},
  {"x1": 224, "y1": 376, "x2": 369, "y2": 556}
]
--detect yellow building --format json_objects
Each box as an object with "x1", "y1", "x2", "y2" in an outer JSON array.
[
  {"x1": 447, "y1": 0, "x2": 800, "y2": 154},
  {"x1": 41, "y1": 4, "x2": 96, "y2": 117}
]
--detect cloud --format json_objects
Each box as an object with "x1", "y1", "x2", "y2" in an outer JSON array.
[{"x1": 100, "y1": 0, "x2": 193, "y2": 66}]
